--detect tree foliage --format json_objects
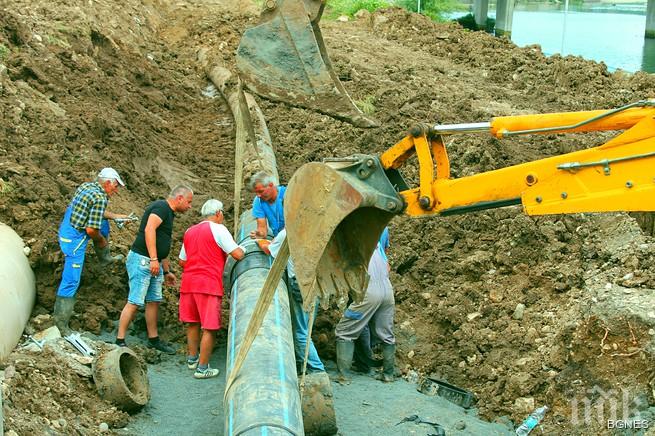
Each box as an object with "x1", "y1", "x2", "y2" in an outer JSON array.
[{"x1": 326, "y1": 0, "x2": 466, "y2": 21}]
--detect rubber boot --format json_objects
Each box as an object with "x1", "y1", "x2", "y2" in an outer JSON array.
[
  {"x1": 377, "y1": 343, "x2": 396, "y2": 383},
  {"x1": 353, "y1": 329, "x2": 382, "y2": 376},
  {"x1": 93, "y1": 244, "x2": 124, "y2": 266},
  {"x1": 336, "y1": 339, "x2": 355, "y2": 384},
  {"x1": 53, "y1": 296, "x2": 76, "y2": 335}
]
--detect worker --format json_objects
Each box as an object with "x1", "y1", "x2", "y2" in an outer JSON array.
[
  {"x1": 248, "y1": 170, "x2": 285, "y2": 239},
  {"x1": 53, "y1": 167, "x2": 128, "y2": 335},
  {"x1": 115, "y1": 185, "x2": 194, "y2": 354},
  {"x1": 178, "y1": 199, "x2": 245, "y2": 379},
  {"x1": 259, "y1": 229, "x2": 326, "y2": 374},
  {"x1": 335, "y1": 227, "x2": 396, "y2": 383}
]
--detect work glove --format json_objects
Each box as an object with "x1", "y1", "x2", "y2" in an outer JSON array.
[{"x1": 94, "y1": 244, "x2": 124, "y2": 266}]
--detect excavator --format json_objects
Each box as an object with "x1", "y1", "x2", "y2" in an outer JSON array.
[
  {"x1": 235, "y1": 1, "x2": 655, "y2": 308},
  {"x1": 283, "y1": 102, "x2": 655, "y2": 308},
  {"x1": 284, "y1": 100, "x2": 655, "y2": 301}
]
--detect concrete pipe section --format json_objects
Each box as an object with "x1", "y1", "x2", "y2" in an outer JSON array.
[
  {"x1": 93, "y1": 347, "x2": 150, "y2": 412},
  {"x1": 0, "y1": 223, "x2": 36, "y2": 363},
  {"x1": 224, "y1": 213, "x2": 304, "y2": 435}
]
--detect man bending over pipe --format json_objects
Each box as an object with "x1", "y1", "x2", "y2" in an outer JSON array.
[
  {"x1": 54, "y1": 167, "x2": 128, "y2": 335},
  {"x1": 178, "y1": 199, "x2": 244, "y2": 378},
  {"x1": 248, "y1": 170, "x2": 285, "y2": 239}
]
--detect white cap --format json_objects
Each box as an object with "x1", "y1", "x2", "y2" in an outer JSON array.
[{"x1": 97, "y1": 167, "x2": 126, "y2": 187}]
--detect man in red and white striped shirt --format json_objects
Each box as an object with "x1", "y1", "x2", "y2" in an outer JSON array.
[{"x1": 178, "y1": 199, "x2": 244, "y2": 379}]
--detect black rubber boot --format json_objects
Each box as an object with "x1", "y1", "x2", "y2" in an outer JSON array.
[
  {"x1": 353, "y1": 328, "x2": 382, "y2": 375},
  {"x1": 53, "y1": 296, "x2": 76, "y2": 335},
  {"x1": 377, "y1": 343, "x2": 396, "y2": 383},
  {"x1": 93, "y1": 244, "x2": 124, "y2": 266},
  {"x1": 336, "y1": 339, "x2": 355, "y2": 384}
]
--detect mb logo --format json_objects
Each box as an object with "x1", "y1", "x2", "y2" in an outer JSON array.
[{"x1": 570, "y1": 385, "x2": 649, "y2": 429}]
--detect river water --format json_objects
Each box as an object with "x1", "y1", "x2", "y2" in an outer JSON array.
[{"x1": 452, "y1": 8, "x2": 655, "y2": 73}]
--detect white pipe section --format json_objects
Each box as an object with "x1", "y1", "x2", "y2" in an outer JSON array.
[{"x1": 0, "y1": 223, "x2": 36, "y2": 362}]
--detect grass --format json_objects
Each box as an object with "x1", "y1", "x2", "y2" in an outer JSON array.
[
  {"x1": 355, "y1": 95, "x2": 376, "y2": 115},
  {"x1": 325, "y1": 0, "x2": 391, "y2": 18},
  {"x1": 45, "y1": 34, "x2": 71, "y2": 49},
  {"x1": 0, "y1": 179, "x2": 14, "y2": 196},
  {"x1": 249, "y1": 0, "x2": 468, "y2": 24},
  {"x1": 0, "y1": 43, "x2": 9, "y2": 61}
]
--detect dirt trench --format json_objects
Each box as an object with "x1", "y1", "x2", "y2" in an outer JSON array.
[{"x1": 1, "y1": 1, "x2": 655, "y2": 435}]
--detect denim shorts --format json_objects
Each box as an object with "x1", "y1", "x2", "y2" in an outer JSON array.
[{"x1": 126, "y1": 250, "x2": 163, "y2": 305}]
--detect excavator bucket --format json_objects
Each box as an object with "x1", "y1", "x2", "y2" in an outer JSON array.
[
  {"x1": 284, "y1": 155, "x2": 404, "y2": 310},
  {"x1": 236, "y1": 0, "x2": 378, "y2": 128}
]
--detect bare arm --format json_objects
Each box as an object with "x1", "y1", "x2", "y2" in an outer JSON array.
[
  {"x1": 86, "y1": 227, "x2": 107, "y2": 247},
  {"x1": 230, "y1": 247, "x2": 245, "y2": 260},
  {"x1": 250, "y1": 218, "x2": 268, "y2": 239},
  {"x1": 145, "y1": 213, "x2": 163, "y2": 275},
  {"x1": 103, "y1": 210, "x2": 129, "y2": 220},
  {"x1": 162, "y1": 258, "x2": 176, "y2": 286}
]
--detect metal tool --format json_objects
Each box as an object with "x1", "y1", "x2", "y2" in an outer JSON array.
[
  {"x1": 23, "y1": 335, "x2": 44, "y2": 350},
  {"x1": 64, "y1": 332, "x2": 96, "y2": 357},
  {"x1": 113, "y1": 212, "x2": 139, "y2": 229},
  {"x1": 395, "y1": 415, "x2": 446, "y2": 436}
]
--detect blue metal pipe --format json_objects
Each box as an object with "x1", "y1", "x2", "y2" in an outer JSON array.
[{"x1": 224, "y1": 213, "x2": 304, "y2": 436}]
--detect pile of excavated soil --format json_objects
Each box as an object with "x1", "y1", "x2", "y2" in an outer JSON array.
[{"x1": 1, "y1": 1, "x2": 655, "y2": 434}]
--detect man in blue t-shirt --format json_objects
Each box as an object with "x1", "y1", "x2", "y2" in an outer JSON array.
[{"x1": 248, "y1": 171, "x2": 286, "y2": 238}]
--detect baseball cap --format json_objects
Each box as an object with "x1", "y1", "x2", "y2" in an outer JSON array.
[{"x1": 97, "y1": 167, "x2": 126, "y2": 187}]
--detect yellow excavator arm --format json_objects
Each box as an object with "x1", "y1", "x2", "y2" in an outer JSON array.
[
  {"x1": 283, "y1": 101, "x2": 655, "y2": 309},
  {"x1": 382, "y1": 101, "x2": 655, "y2": 217}
]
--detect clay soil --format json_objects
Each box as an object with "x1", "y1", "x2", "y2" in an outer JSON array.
[{"x1": 1, "y1": 0, "x2": 655, "y2": 434}]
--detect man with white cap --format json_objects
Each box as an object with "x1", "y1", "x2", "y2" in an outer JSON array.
[
  {"x1": 53, "y1": 167, "x2": 129, "y2": 334},
  {"x1": 178, "y1": 199, "x2": 244, "y2": 378}
]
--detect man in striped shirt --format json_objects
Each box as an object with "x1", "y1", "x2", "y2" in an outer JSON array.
[{"x1": 53, "y1": 167, "x2": 128, "y2": 334}]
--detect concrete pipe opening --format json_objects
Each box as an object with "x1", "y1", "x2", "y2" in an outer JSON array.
[{"x1": 93, "y1": 347, "x2": 150, "y2": 412}]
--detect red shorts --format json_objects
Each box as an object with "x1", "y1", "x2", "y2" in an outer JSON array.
[{"x1": 179, "y1": 293, "x2": 221, "y2": 330}]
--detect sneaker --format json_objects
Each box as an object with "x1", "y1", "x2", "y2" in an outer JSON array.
[
  {"x1": 187, "y1": 357, "x2": 199, "y2": 370},
  {"x1": 147, "y1": 339, "x2": 176, "y2": 355},
  {"x1": 194, "y1": 366, "x2": 220, "y2": 379}
]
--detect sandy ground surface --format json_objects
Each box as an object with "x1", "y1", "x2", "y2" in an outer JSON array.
[
  {"x1": 118, "y1": 342, "x2": 514, "y2": 436},
  {"x1": 2, "y1": 0, "x2": 655, "y2": 434},
  {"x1": 120, "y1": 348, "x2": 226, "y2": 436}
]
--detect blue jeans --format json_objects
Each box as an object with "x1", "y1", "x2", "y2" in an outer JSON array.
[
  {"x1": 56, "y1": 208, "x2": 111, "y2": 298},
  {"x1": 288, "y1": 277, "x2": 324, "y2": 372},
  {"x1": 126, "y1": 250, "x2": 163, "y2": 306}
]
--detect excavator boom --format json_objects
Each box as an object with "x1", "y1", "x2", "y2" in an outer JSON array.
[{"x1": 284, "y1": 101, "x2": 655, "y2": 309}]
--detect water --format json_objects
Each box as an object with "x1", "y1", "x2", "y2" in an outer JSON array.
[{"x1": 450, "y1": 8, "x2": 655, "y2": 73}]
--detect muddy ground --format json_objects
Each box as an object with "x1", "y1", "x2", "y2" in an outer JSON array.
[{"x1": 1, "y1": 0, "x2": 655, "y2": 434}]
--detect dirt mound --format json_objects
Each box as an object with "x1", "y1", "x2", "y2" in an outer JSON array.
[{"x1": 1, "y1": 1, "x2": 654, "y2": 434}]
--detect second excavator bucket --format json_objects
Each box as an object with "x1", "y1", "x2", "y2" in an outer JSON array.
[
  {"x1": 284, "y1": 155, "x2": 404, "y2": 310},
  {"x1": 236, "y1": 0, "x2": 378, "y2": 128}
]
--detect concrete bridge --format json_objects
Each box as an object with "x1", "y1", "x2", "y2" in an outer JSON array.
[{"x1": 473, "y1": 0, "x2": 655, "y2": 38}]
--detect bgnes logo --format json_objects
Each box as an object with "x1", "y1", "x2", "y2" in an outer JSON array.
[{"x1": 569, "y1": 385, "x2": 649, "y2": 429}]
